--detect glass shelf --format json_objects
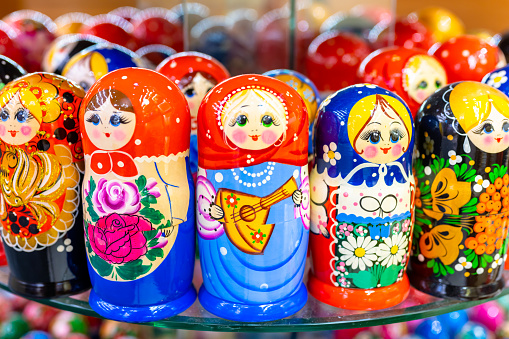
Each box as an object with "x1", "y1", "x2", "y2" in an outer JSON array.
[{"x1": 0, "y1": 264, "x2": 507, "y2": 332}]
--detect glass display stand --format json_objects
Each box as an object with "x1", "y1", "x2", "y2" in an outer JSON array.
[{"x1": 1, "y1": 264, "x2": 507, "y2": 332}]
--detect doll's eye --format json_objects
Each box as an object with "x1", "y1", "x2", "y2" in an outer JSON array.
[
  {"x1": 236, "y1": 115, "x2": 248, "y2": 127},
  {"x1": 483, "y1": 123, "x2": 494, "y2": 134},
  {"x1": 79, "y1": 81, "x2": 90, "y2": 92},
  {"x1": 390, "y1": 130, "x2": 400, "y2": 143},
  {"x1": 0, "y1": 110, "x2": 9, "y2": 122},
  {"x1": 261, "y1": 115, "x2": 273, "y2": 127},
  {"x1": 435, "y1": 80, "x2": 442, "y2": 88},
  {"x1": 206, "y1": 87, "x2": 214, "y2": 94},
  {"x1": 86, "y1": 114, "x2": 101, "y2": 126},
  {"x1": 184, "y1": 88, "x2": 196, "y2": 98},
  {"x1": 503, "y1": 122, "x2": 509, "y2": 132},
  {"x1": 15, "y1": 109, "x2": 29, "y2": 123},
  {"x1": 368, "y1": 131, "x2": 381, "y2": 144},
  {"x1": 418, "y1": 81, "x2": 428, "y2": 90}
]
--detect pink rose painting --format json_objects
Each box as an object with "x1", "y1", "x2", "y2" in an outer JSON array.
[
  {"x1": 93, "y1": 178, "x2": 141, "y2": 216},
  {"x1": 88, "y1": 213, "x2": 152, "y2": 264}
]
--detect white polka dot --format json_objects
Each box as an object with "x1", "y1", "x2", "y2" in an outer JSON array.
[
  {"x1": 170, "y1": 61, "x2": 177, "y2": 68},
  {"x1": 293, "y1": 169, "x2": 299, "y2": 178},
  {"x1": 97, "y1": 163, "x2": 103, "y2": 169},
  {"x1": 441, "y1": 50, "x2": 449, "y2": 58},
  {"x1": 118, "y1": 161, "x2": 124, "y2": 168},
  {"x1": 462, "y1": 50, "x2": 470, "y2": 57},
  {"x1": 135, "y1": 139, "x2": 141, "y2": 145},
  {"x1": 176, "y1": 118, "x2": 180, "y2": 123},
  {"x1": 122, "y1": 76, "x2": 127, "y2": 79},
  {"x1": 66, "y1": 245, "x2": 73, "y2": 252},
  {"x1": 57, "y1": 245, "x2": 65, "y2": 252},
  {"x1": 64, "y1": 239, "x2": 71, "y2": 245},
  {"x1": 215, "y1": 172, "x2": 223, "y2": 183},
  {"x1": 220, "y1": 247, "x2": 227, "y2": 255}
]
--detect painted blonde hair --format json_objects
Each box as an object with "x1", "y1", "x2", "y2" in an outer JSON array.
[
  {"x1": 0, "y1": 75, "x2": 61, "y2": 123},
  {"x1": 62, "y1": 51, "x2": 108, "y2": 81},
  {"x1": 450, "y1": 82, "x2": 509, "y2": 132},
  {"x1": 403, "y1": 55, "x2": 446, "y2": 92},
  {"x1": 348, "y1": 94, "x2": 413, "y2": 153}
]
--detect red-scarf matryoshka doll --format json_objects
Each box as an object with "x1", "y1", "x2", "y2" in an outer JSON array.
[
  {"x1": 196, "y1": 74, "x2": 310, "y2": 321},
  {"x1": 359, "y1": 47, "x2": 447, "y2": 118},
  {"x1": 80, "y1": 68, "x2": 196, "y2": 322},
  {"x1": 156, "y1": 52, "x2": 230, "y2": 177},
  {"x1": 0, "y1": 73, "x2": 90, "y2": 297}
]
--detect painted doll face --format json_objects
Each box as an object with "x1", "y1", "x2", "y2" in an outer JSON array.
[
  {"x1": 406, "y1": 56, "x2": 447, "y2": 104},
  {"x1": 63, "y1": 54, "x2": 97, "y2": 92},
  {"x1": 354, "y1": 103, "x2": 410, "y2": 164},
  {"x1": 181, "y1": 73, "x2": 215, "y2": 121},
  {"x1": 84, "y1": 96, "x2": 136, "y2": 150},
  {"x1": 223, "y1": 90, "x2": 287, "y2": 151},
  {"x1": 0, "y1": 94, "x2": 40, "y2": 145},
  {"x1": 466, "y1": 104, "x2": 509, "y2": 153}
]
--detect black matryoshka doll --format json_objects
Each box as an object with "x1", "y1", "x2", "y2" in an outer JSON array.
[
  {"x1": 0, "y1": 73, "x2": 90, "y2": 297},
  {"x1": 409, "y1": 81, "x2": 509, "y2": 299},
  {"x1": 0, "y1": 55, "x2": 26, "y2": 90}
]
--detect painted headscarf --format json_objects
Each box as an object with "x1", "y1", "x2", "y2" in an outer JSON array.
[
  {"x1": 315, "y1": 84, "x2": 414, "y2": 187},
  {"x1": 198, "y1": 74, "x2": 309, "y2": 170}
]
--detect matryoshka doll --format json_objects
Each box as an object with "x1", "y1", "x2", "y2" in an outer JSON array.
[
  {"x1": 80, "y1": 68, "x2": 195, "y2": 322},
  {"x1": 156, "y1": 52, "x2": 230, "y2": 176},
  {"x1": 196, "y1": 74, "x2": 310, "y2": 321},
  {"x1": 409, "y1": 82, "x2": 509, "y2": 299},
  {"x1": 0, "y1": 73, "x2": 90, "y2": 297},
  {"x1": 359, "y1": 47, "x2": 447, "y2": 118},
  {"x1": 263, "y1": 69, "x2": 321, "y2": 161},
  {"x1": 309, "y1": 84, "x2": 415, "y2": 310}
]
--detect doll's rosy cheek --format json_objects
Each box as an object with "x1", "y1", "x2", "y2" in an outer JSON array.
[
  {"x1": 232, "y1": 129, "x2": 247, "y2": 144},
  {"x1": 484, "y1": 136, "x2": 493, "y2": 145},
  {"x1": 364, "y1": 145, "x2": 378, "y2": 159},
  {"x1": 0, "y1": 125, "x2": 5, "y2": 137},
  {"x1": 261, "y1": 130, "x2": 277, "y2": 145},
  {"x1": 504, "y1": 134, "x2": 509, "y2": 143},
  {"x1": 92, "y1": 129, "x2": 101, "y2": 139},
  {"x1": 113, "y1": 130, "x2": 126, "y2": 141},
  {"x1": 415, "y1": 90, "x2": 428, "y2": 103},
  {"x1": 20, "y1": 126, "x2": 31, "y2": 136},
  {"x1": 391, "y1": 143, "x2": 402, "y2": 157}
]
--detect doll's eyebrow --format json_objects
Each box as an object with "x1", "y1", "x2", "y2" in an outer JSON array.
[
  {"x1": 391, "y1": 121, "x2": 402, "y2": 125},
  {"x1": 241, "y1": 105, "x2": 249, "y2": 108}
]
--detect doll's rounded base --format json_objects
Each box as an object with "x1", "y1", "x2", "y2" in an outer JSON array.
[
  {"x1": 89, "y1": 285, "x2": 197, "y2": 323},
  {"x1": 198, "y1": 283, "x2": 308, "y2": 322},
  {"x1": 8, "y1": 275, "x2": 91, "y2": 299},
  {"x1": 408, "y1": 270, "x2": 504, "y2": 300},
  {"x1": 308, "y1": 273, "x2": 410, "y2": 310}
]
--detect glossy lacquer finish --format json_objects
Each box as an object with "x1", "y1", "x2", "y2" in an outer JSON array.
[
  {"x1": 80, "y1": 68, "x2": 196, "y2": 322},
  {"x1": 62, "y1": 43, "x2": 142, "y2": 92},
  {"x1": 196, "y1": 74, "x2": 310, "y2": 321},
  {"x1": 409, "y1": 82, "x2": 509, "y2": 300},
  {"x1": 156, "y1": 52, "x2": 230, "y2": 176},
  {"x1": 0, "y1": 55, "x2": 26, "y2": 89},
  {"x1": 309, "y1": 85, "x2": 415, "y2": 310},
  {"x1": 359, "y1": 47, "x2": 447, "y2": 118},
  {"x1": 0, "y1": 73, "x2": 90, "y2": 297},
  {"x1": 263, "y1": 69, "x2": 321, "y2": 159}
]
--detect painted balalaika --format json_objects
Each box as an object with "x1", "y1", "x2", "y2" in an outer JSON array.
[{"x1": 215, "y1": 177, "x2": 298, "y2": 254}]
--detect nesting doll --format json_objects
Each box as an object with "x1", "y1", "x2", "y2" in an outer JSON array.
[
  {"x1": 359, "y1": 47, "x2": 447, "y2": 117},
  {"x1": 263, "y1": 69, "x2": 320, "y2": 160},
  {"x1": 0, "y1": 73, "x2": 90, "y2": 297},
  {"x1": 80, "y1": 68, "x2": 195, "y2": 322},
  {"x1": 62, "y1": 44, "x2": 142, "y2": 92},
  {"x1": 308, "y1": 84, "x2": 415, "y2": 310},
  {"x1": 156, "y1": 52, "x2": 230, "y2": 176},
  {"x1": 196, "y1": 74, "x2": 310, "y2": 321},
  {"x1": 0, "y1": 56, "x2": 26, "y2": 89},
  {"x1": 409, "y1": 82, "x2": 509, "y2": 299}
]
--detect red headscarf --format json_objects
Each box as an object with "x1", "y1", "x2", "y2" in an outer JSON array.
[
  {"x1": 198, "y1": 74, "x2": 308, "y2": 170},
  {"x1": 156, "y1": 51, "x2": 230, "y2": 86},
  {"x1": 79, "y1": 67, "x2": 190, "y2": 176},
  {"x1": 359, "y1": 47, "x2": 446, "y2": 115}
]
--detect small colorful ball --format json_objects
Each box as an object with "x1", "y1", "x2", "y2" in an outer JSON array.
[
  {"x1": 0, "y1": 313, "x2": 30, "y2": 339},
  {"x1": 414, "y1": 317, "x2": 449, "y2": 339},
  {"x1": 456, "y1": 322, "x2": 490, "y2": 339},
  {"x1": 3, "y1": 10, "x2": 57, "y2": 72},
  {"x1": 49, "y1": 312, "x2": 88, "y2": 339},
  {"x1": 437, "y1": 310, "x2": 469, "y2": 337},
  {"x1": 21, "y1": 331, "x2": 53, "y2": 339},
  {"x1": 430, "y1": 35, "x2": 500, "y2": 82},
  {"x1": 54, "y1": 13, "x2": 91, "y2": 36},
  {"x1": 469, "y1": 301, "x2": 505, "y2": 332},
  {"x1": 306, "y1": 31, "x2": 371, "y2": 94},
  {"x1": 132, "y1": 8, "x2": 183, "y2": 51},
  {"x1": 22, "y1": 302, "x2": 59, "y2": 332},
  {"x1": 412, "y1": 7, "x2": 465, "y2": 43},
  {"x1": 80, "y1": 14, "x2": 137, "y2": 51}
]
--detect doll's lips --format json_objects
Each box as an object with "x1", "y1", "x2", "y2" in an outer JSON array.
[
  {"x1": 380, "y1": 147, "x2": 391, "y2": 154},
  {"x1": 104, "y1": 133, "x2": 111, "y2": 138},
  {"x1": 8, "y1": 130, "x2": 17, "y2": 137},
  {"x1": 495, "y1": 137, "x2": 503, "y2": 143},
  {"x1": 249, "y1": 135, "x2": 260, "y2": 141}
]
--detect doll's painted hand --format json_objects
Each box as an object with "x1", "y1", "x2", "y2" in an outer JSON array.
[
  {"x1": 292, "y1": 189, "x2": 302, "y2": 206},
  {"x1": 210, "y1": 203, "x2": 224, "y2": 220}
]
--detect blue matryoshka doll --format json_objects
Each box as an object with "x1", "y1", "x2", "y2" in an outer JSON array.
[
  {"x1": 308, "y1": 84, "x2": 415, "y2": 310},
  {"x1": 196, "y1": 74, "x2": 310, "y2": 321}
]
